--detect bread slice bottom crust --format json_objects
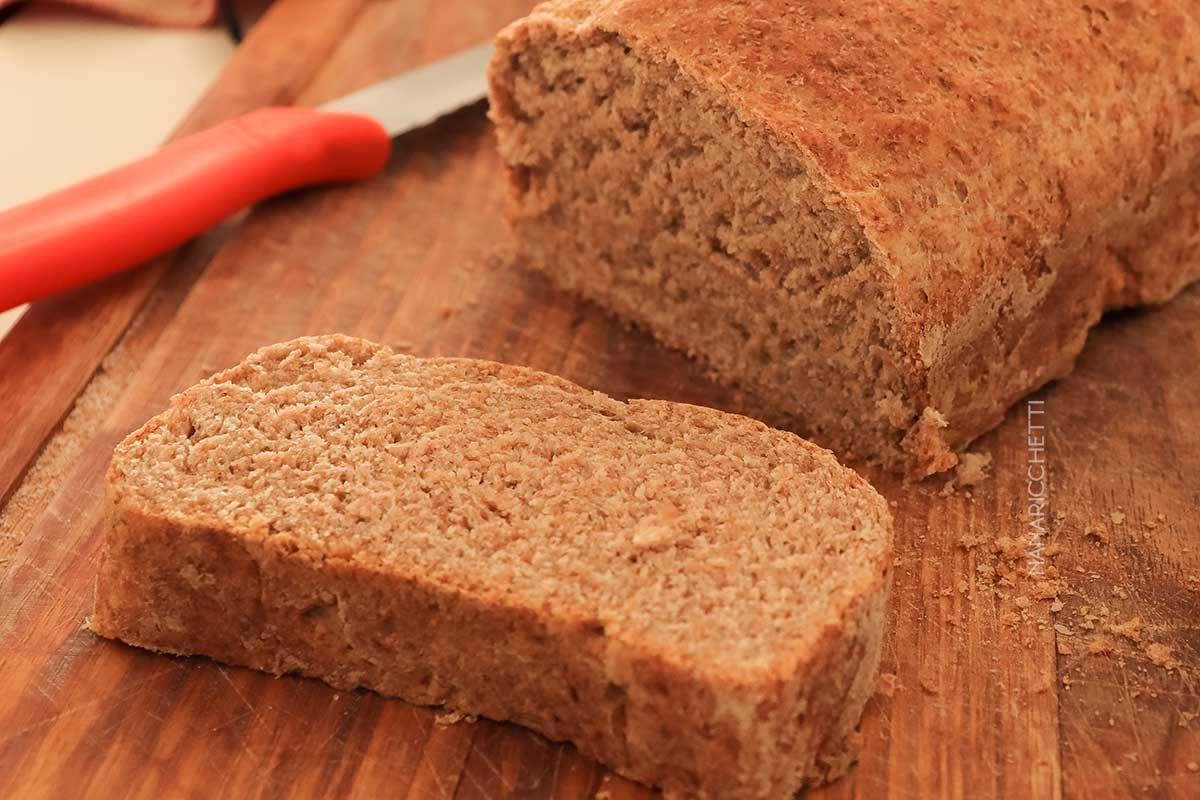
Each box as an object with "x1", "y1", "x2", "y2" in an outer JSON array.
[{"x1": 93, "y1": 503, "x2": 888, "y2": 798}]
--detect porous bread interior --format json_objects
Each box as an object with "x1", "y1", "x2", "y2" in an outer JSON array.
[
  {"x1": 110, "y1": 335, "x2": 890, "y2": 677},
  {"x1": 490, "y1": 31, "x2": 925, "y2": 469}
]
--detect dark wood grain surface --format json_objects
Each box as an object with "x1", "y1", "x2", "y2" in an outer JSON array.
[{"x1": 1, "y1": 1, "x2": 1196, "y2": 797}]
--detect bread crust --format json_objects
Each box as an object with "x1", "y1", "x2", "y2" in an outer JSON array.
[
  {"x1": 489, "y1": 0, "x2": 1200, "y2": 476},
  {"x1": 92, "y1": 335, "x2": 893, "y2": 799}
]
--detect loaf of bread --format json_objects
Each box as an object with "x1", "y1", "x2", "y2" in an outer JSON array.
[
  {"x1": 488, "y1": 0, "x2": 1200, "y2": 477},
  {"x1": 92, "y1": 335, "x2": 892, "y2": 799}
]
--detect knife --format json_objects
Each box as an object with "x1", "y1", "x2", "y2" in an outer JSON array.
[{"x1": 0, "y1": 43, "x2": 493, "y2": 312}]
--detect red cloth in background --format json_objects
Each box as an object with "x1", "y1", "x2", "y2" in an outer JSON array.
[{"x1": 0, "y1": 0, "x2": 216, "y2": 26}]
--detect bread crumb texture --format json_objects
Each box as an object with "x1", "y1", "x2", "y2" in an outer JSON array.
[{"x1": 93, "y1": 335, "x2": 893, "y2": 800}]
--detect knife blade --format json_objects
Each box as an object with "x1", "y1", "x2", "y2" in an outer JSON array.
[
  {"x1": 0, "y1": 43, "x2": 494, "y2": 312},
  {"x1": 322, "y1": 43, "x2": 492, "y2": 136}
]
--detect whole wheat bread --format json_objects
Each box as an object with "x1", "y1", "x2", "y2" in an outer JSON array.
[
  {"x1": 92, "y1": 335, "x2": 893, "y2": 799},
  {"x1": 488, "y1": 0, "x2": 1200, "y2": 477}
]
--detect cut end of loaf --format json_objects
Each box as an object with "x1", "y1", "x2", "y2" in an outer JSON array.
[
  {"x1": 489, "y1": 0, "x2": 1200, "y2": 481},
  {"x1": 94, "y1": 334, "x2": 892, "y2": 799},
  {"x1": 488, "y1": 16, "x2": 944, "y2": 476}
]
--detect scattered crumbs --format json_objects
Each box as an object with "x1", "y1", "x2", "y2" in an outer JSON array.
[
  {"x1": 435, "y1": 709, "x2": 478, "y2": 728},
  {"x1": 959, "y1": 532, "x2": 988, "y2": 550},
  {"x1": 1050, "y1": 600, "x2": 1065, "y2": 613},
  {"x1": 1034, "y1": 579, "x2": 1062, "y2": 600},
  {"x1": 938, "y1": 478, "x2": 958, "y2": 498},
  {"x1": 1054, "y1": 623, "x2": 1075, "y2": 637},
  {"x1": 1108, "y1": 617, "x2": 1143, "y2": 643},
  {"x1": 993, "y1": 536, "x2": 1025, "y2": 560},
  {"x1": 1143, "y1": 518, "x2": 1158, "y2": 530},
  {"x1": 1085, "y1": 523, "x2": 1109, "y2": 545},
  {"x1": 1145, "y1": 643, "x2": 1179, "y2": 671},
  {"x1": 1114, "y1": 586, "x2": 1128, "y2": 600},
  {"x1": 1057, "y1": 642, "x2": 1073, "y2": 655},
  {"x1": 893, "y1": 557, "x2": 903, "y2": 568},
  {"x1": 1088, "y1": 636, "x2": 1116, "y2": 655},
  {"x1": 955, "y1": 451, "x2": 992, "y2": 487},
  {"x1": 1062, "y1": 674, "x2": 1073, "y2": 688},
  {"x1": 1015, "y1": 595, "x2": 1031, "y2": 609},
  {"x1": 957, "y1": 580, "x2": 969, "y2": 593},
  {"x1": 878, "y1": 672, "x2": 898, "y2": 698},
  {"x1": 1110, "y1": 510, "x2": 1126, "y2": 525}
]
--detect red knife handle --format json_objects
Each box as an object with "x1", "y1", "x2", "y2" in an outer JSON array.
[{"x1": 0, "y1": 107, "x2": 391, "y2": 311}]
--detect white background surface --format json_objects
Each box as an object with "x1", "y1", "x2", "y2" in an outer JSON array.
[{"x1": 0, "y1": 7, "x2": 232, "y2": 341}]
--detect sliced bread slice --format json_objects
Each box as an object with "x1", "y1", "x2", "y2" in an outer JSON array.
[{"x1": 92, "y1": 334, "x2": 892, "y2": 799}]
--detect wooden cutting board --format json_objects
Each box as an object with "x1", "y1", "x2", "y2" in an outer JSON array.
[{"x1": 1, "y1": 1, "x2": 1197, "y2": 797}]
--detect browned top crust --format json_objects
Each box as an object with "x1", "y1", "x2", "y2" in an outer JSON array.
[
  {"x1": 502, "y1": 0, "x2": 1200, "y2": 365},
  {"x1": 108, "y1": 335, "x2": 892, "y2": 683}
]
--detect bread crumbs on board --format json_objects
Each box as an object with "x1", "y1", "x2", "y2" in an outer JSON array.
[
  {"x1": 959, "y1": 532, "x2": 989, "y2": 549},
  {"x1": 1145, "y1": 643, "x2": 1179, "y2": 671},
  {"x1": 435, "y1": 709, "x2": 478, "y2": 728},
  {"x1": 1108, "y1": 617, "x2": 1144, "y2": 643},
  {"x1": 1085, "y1": 522, "x2": 1110, "y2": 545},
  {"x1": 955, "y1": 451, "x2": 992, "y2": 487}
]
